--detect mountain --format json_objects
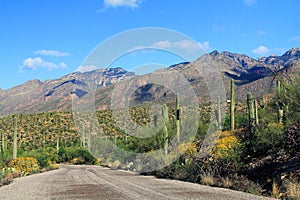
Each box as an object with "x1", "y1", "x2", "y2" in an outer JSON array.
[
  {"x1": 1, "y1": 48, "x2": 300, "y2": 116},
  {"x1": 0, "y1": 67, "x2": 134, "y2": 115}
]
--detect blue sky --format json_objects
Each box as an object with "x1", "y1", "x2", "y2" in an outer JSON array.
[{"x1": 0, "y1": 0, "x2": 299, "y2": 90}]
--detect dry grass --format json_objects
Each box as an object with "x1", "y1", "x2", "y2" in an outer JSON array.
[
  {"x1": 222, "y1": 177, "x2": 233, "y2": 188},
  {"x1": 200, "y1": 171, "x2": 215, "y2": 186},
  {"x1": 108, "y1": 160, "x2": 121, "y2": 169},
  {"x1": 286, "y1": 179, "x2": 300, "y2": 200},
  {"x1": 272, "y1": 180, "x2": 280, "y2": 199}
]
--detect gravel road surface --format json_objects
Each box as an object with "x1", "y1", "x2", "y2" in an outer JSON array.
[{"x1": 0, "y1": 165, "x2": 275, "y2": 200}]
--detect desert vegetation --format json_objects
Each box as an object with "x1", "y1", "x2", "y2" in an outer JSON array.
[{"x1": 0, "y1": 74, "x2": 299, "y2": 199}]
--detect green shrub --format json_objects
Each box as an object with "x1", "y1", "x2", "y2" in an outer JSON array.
[
  {"x1": 23, "y1": 147, "x2": 58, "y2": 168},
  {"x1": 283, "y1": 120, "x2": 300, "y2": 156},
  {"x1": 223, "y1": 113, "x2": 248, "y2": 130},
  {"x1": 58, "y1": 147, "x2": 96, "y2": 165},
  {"x1": 254, "y1": 122, "x2": 284, "y2": 154}
]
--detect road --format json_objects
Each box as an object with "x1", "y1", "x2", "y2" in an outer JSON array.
[{"x1": 0, "y1": 165, "x2": 275, "y2": 200}]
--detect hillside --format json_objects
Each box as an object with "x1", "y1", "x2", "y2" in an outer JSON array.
[{"x1": 0, "y1": 48, "x2": 300, "y2": 116}]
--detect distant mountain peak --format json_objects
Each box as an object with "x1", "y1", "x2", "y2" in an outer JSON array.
[
  {"x1": 209, "y1": 50, "x2": 219, "y2": 56},
  {"x1": 283, "y1": 47, "x2": 300, "y2": 56}
]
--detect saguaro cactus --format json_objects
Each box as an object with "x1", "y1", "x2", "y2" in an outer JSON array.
[
  {"x1": 230, "y1": 79, "x2": 235, "y2": 131},
  {"x1": 56, "y1": 136, "x2": 60, "y2": 153},
  {"x1": 254, "y1": 99, "x2": 259, "y2": 126},
  {"x1": 175, "y1": 94, "x2": 181, "y2": 142},
  {"x1": 82, "y1": 127, "x2": 86, "y2": 148},
  {"x1": 276, "y1": 79, "x2": 285, "y2": 123},
  {"x1": 217, "y1": 96, "x2": 222, "y2": 130},
  {"x1": 1, "y1": 131, "x2": 5, "y2": 153},
  {"x1": 247, "y1": 93, "x2": 255, "y2": 133},
  {"x1": 13, "y1": 116, "x2": 18, "y2": 160},
  {"x1": 162, "y1": 104, "x2": 169, "y2": 158},
  {"x1": 261, "y1": 95, "x2": 267, "y2": 109},
  {"x1": 88, "y1": 132, "x2": 91, "y2": 151}
]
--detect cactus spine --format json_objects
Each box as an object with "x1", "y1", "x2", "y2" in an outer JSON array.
[
  {"x1": 230, "y1": 79, "x2": 235, "y2": 131},
  {"x1": 13, "y1": 116, "x2": 18, "y2": 160},
  {"x1": 175, "y1": 94, "x2": 181, "y2": 142},
  {"x1": 162, "y1": 104, "x2": 169, "y2": 158}
]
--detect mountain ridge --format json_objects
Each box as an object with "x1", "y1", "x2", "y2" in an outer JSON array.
[{"x1": 1, "y1": 48, "x2": 299, "y2": 116}]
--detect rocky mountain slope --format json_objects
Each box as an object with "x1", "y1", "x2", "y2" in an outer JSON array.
[
  {"x1": 0, "y1": 68, "x2": 134, "y2": 115},
  {"x1": 0, "y1": 48, "x2": 299, "y2": 116}
]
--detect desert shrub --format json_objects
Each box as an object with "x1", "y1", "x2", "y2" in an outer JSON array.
[
  {"x1": 254, "y1": 122, "x2": 284, "y2": 154},
  {"x1": 108, "y1": 160, "x2": 121, "y2": 169},
  {"x1": 58, "y1": 147, "x2": 96, "y2": 164},
  {"x1": 0, "y1": 168, "x2": 13, "y2": 186},
  {"x1": 71, "y1": 157, "x2": 85, "y2": 165},
  {"x1": 48, "y1": 163, "x2": 60, "y2": 170},
  {"x1": 283, "y1": 120, "x2": 300, "y2": 156},
  {"x1": 228, "y1": 175, "x2": 262, "y2": 195},
  {"x1": 24, "y1": 147, "x2": 58, "y2": 168},
  {"x1": 212, "y1": 131, "x2": 239, "y2": 159},
  {"x1": 8, "y1": 157, "x2": 40, "y2": 176},
  {"x1": 236, "y1": 122, "x2": 284, "y2": 160},
  {"x1": 223, "y1": 113, "x2": 248, "y2": 130}
]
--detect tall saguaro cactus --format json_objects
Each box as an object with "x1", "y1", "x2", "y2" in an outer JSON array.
[
  {"x1": 254, "y1": 99, "x2": 259, "y2": 126},
  {"x1": 230, "y1": 79, "x2": 235, "y2": 131},
  {"x1": 88, "y1": 131, "x2": 91, "y2": 151},
  {"x1": 247, "y1": 93, "x2": 255, "y2": 133},
  {"x1": 276, "y1": 79, "x2": 285, "y2": 123},
  {"x1": 1, "y1": 131, "x2": 5, "y2": 153},
  {"x1": 162, "y1": 104, "x2": 169, "y2": 158},
  {"x1": 13, "y1": 116, "x2": 18, "y2": 160},
  {"x1": 175, "y1": 94, "x2": 181, "y2": 142},
  {"x1": 261, "y1": 95, "x2": 267, "y2": 109},
  {"x1": 82, "y1": 128, "x2": 86, "y2": 147},
  {"x1": 217, "y1": 96, "x2": 222, "y2": 130}
]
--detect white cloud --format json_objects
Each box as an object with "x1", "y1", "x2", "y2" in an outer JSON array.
[
  {"x1": 34, "y1": 49, "x2": 70, "y2": 57},
  {"x1": 257, "y1": 30, "x2": 266, "y2": 35},
  {"x1": 197, "y1": 41, "x2": 211, "y2": 52},
  {"x1": 243, "y1": 0, "x2": 257, "y2": 6},
  {"x1": 151, "y1": 41, "x2": 172, "y2": 49},
  {"x1": 20, "y1": 57, "x2": 67, "y2": 71},
  {"x1": 76, "y1": 65, "x2": 98, "y2": 72},
  {"x1": 252, "y1": 46, "x2": 286, "y2": 57},
  {"x1": 150, "y1": 40, "x2": 211, "y2": 52},
  {"x1": 252, "y1": 46, "x2": 271, "y2": 56},
  {"x1": 289, "y1": 36, "x2": 300, "y2": 42},
  {"x1": 104, "y1": 0, "x2": 142, "y2": 8},
  {"x1": 174, "y1": 40, "x2": 200, "y2": 51}
]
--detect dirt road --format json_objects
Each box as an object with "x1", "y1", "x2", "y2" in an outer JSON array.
[{"x1": 0, "y1": 165, "x2": 274, "y2": 200}]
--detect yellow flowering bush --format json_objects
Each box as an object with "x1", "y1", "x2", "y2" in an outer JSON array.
[
  {"x1": 212, "y1": 131, "x2": 239, "y2": 158},
  {"x1": 71, "y1": 157, "x2": 85, "y2": 165},
  {"x1": 167, "y1": 141, "x2": 198, "y2": 165},
  {"x1": 8, "y1": 157, "x2": 40, "y2": 176}
]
